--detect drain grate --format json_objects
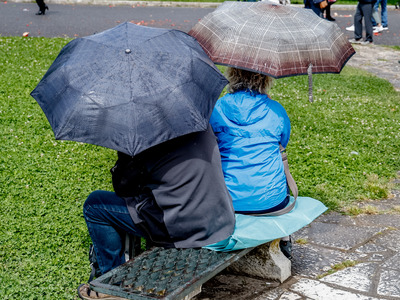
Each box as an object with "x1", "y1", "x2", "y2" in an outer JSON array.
[{"x1": 90, "y1": 246, "x2": 253, "y2": 300}]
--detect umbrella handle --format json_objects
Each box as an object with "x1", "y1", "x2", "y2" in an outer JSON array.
[{"x1": 308, "y1": 64, "x2": 313, "y2": 103}]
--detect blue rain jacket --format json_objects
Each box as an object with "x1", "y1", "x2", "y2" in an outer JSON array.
[{"x1": 210, "y1": 90, "x2": 291, "y2": 213}]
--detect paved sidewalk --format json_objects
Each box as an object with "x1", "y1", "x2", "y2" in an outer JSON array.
[
  {"x1": 347, "y1": 44, "x2": 400, "y2": 92},
  {"x1": 194, "y1": 175, "x2": 400, "y2": 300}
]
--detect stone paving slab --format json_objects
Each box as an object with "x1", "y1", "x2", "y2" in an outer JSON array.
[
  {"x1": 288, "y1": 278, "x2": 382, "y2": 300},
  {"x1": 291, "y1": 243, "x2": 365, "y2": 277},
  {"x1": 320, "y1": 262, "x2": 378, "y2": 293},
  {"x1": 378, "y1": 269, "x2": 400, "y2": 298},
  {"x1": 293, "y1": 221, "x2": 385, "y2": 251}
]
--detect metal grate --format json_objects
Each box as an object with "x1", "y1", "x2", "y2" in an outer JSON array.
[{"x1": 90, "y1": 246, "x2": 253, "y2": 300}]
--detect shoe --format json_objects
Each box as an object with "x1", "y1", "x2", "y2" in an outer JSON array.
[
  {"x1": 348, "y1": 38, "x2": 362, "y2": 44},
  {"x1": 326, "y1": 17, "x2": 336, "y2": 21},
  {"x1": 382, "y1": 26, "x2": 389, "y2": 30},
  {"x1": 279, "y1": 236, "x2": 292, "y2": 259},
  {"x1": 35, "y1": 5, "x2": 48, "y2": 15},
  {"x1": 360, "y1": 40, "x2": 373, "y2": 45},
  {"x1": 77, "y1": 284, "x2": 122, "y2": 300},
  {"x1": 346, "y1": 25, "x2": 355, "y2": 31},
  {"x1": 373, "y1": 25, "x2": 383, "y2": 33}
]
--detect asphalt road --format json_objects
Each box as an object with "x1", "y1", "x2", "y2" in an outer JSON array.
[{"x1": 1, "y1": 2, "x2": 399, "y2": 46}]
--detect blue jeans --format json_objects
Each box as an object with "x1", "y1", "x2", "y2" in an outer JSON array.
[
  {"x1": 304, "y1": 0, "x2": 323, "y2": 18},
  {"x1": 373, "y1": 0, "x2": 388, "y2": 27},
  {"x1": 83, "y1": 190, "x2": 145, "y2": 275}
]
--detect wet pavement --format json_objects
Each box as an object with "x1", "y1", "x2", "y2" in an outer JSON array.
[
  {"x1": 2, "y1": 1, "x2": 400, "y2": 299},
  {"x1": 195, "y1": 178, "x2": 400, "y2": 300},
  {"x1": 1, "y1": 2, "x2": 400, "y2": 46}
]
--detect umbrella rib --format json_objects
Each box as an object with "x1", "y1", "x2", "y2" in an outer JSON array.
[{"x1": 125, "y1": 23, "x2": 139, "y2": 149}]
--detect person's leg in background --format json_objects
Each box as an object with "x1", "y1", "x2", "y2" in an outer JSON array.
[
  {"x1": 324, "y1": 3, "x2": 335, "y2": 21},
  {"x1": 372, "y1": 0, "x2": 380, "y2": 26},
  {"x1": 372, "y1": 5, "x2": 383, "y2": 33},
  {"x1": 353, "y1": 3, "x2": 364, "y2": 42},
  {"x1": 35, "y1": 0, "x2": 48, "y2": 15},
  {"x1": 361, "y1": 2, "x2": 374, "y2": 43},
  {"x1": 380, "y1": 0, "x2": 388, "y2": 29}
]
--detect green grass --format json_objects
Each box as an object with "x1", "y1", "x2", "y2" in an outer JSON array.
[
  {"x1": 267, "y1": 68, "x2": 400, "y2": 210},
  {"x1": 0, "y1": 37, "x2": 115, "y2": 299},
  {"x1": 317, "y1": 260, "x2": 359, "y2": 279},
  {"x1": 1, "y1": 36, "x2": 400, "y2": 298}
]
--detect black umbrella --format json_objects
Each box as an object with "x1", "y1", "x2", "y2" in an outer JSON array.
[{"x1": 31, "y1": 22, "x2": 228, "y2": 156}]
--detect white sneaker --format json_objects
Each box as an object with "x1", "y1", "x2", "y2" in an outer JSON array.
[
  {"x1": 346, "y1": 25, "x2": 355, "y2": 31},
  {"x1": 382, "y1": 26, "x2": 389, "y2": 30},
  {"x1": 373, "y1": 25, "x2": 383, "y2": 33},
  {"x1": 348, "y1": 38, "x2": 362, "y2": 44}
]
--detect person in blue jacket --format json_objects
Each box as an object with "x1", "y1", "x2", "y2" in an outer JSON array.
[
  {"x1": 210, "y1": 67, "x2": 291, "y2": 215},
  {"x1": 210, "y1": 67, "x2": 292, "y2": 257}
]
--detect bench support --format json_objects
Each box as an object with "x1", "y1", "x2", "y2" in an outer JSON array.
[{"x1": 228, "y1": 239, "x2": 291, "y2": 283}]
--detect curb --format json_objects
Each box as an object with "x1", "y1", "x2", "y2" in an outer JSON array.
[
  {"x1": 9, "y1": 0, "x2": 220, "y2": 7},
  {"x1": 7, "y1": 0, "x2": 399, "y2": 9}
]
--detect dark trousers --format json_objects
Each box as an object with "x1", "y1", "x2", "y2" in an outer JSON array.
[
  {"x1": 322, "y1": 3, "x2": 333, "y2": 19},
  {"x1": 354, "y1": 2, "x2": 374, "y2": 42},
  {"x1": 36, "y1": 0, "x2": 46, "y2": 11}
]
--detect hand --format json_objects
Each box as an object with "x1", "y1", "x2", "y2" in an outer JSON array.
[{"x1": 319, "y1": 0, "x2": 328, "y2": 9}]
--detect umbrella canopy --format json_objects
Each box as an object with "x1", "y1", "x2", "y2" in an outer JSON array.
[
  {"x1": 31, "y1": 22, "x2": 228, "y2": 156},
  {"x1": 188, "y1": 1, "x2": 355, "y2": 79}
]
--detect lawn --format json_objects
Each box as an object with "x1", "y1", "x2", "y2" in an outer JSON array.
[{"x1": 0, "y1": 36, "x2": 399, "y2": 299}]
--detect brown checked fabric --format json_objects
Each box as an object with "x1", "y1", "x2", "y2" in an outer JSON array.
[{"x1": 189, "y1": 1, "x2": 355, "y2": 78}]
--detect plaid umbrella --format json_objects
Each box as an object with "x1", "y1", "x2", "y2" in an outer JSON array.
[{"x1": 188, "y1": 1, "x2": 355, "y2": 101}]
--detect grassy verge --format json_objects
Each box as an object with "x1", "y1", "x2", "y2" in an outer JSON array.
[{"x1": 0, "y1": 36, "x2": 399, "y2": 299}]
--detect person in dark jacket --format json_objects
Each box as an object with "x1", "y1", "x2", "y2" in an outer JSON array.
[
  {"x1": 349, "y1": 0, "x2": 376, "y2": 44},
  {"x1": 78, "y1": 126, "x2": 235, "y2": 299}
]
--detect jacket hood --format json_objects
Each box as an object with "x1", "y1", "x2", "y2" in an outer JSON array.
[{"x1": 219, "y1": 90, "x2": 271, "y2": 126}]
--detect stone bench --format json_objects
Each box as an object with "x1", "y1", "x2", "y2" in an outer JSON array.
[{"x1": 89, "y1": 238, "x2": 291, "y2": 300}]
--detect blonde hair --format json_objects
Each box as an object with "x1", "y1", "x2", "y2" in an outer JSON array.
[{"x1": 226, "y1": 67, "x2": 274, "y2": 94}]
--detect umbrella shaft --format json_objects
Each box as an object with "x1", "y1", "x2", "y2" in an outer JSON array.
[{"x1": 308, "y1": 64, "x2": 313, "y2": 103}]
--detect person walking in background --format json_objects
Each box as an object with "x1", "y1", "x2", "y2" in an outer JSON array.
[
  {"x1": 372, "y1": 4, "x2": 384, "y2": 33},
  {"x1": 348, "y1": 0, "x2": 375, "y2": 45},
  {"x1": 35, "y1": 0, "x2": 48, "y2": 15},
  {"x1": 372, "y1": 0, "x2": 388, "y2": 32}
]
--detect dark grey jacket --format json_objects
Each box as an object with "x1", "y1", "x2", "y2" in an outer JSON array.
[{"x1": 111, "y1": 125, "x2": 235, "y2": 248}]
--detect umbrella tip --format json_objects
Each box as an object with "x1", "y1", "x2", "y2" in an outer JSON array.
[{"x1": 125, "y1": 49, "x2": 132, "y2": 54}]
